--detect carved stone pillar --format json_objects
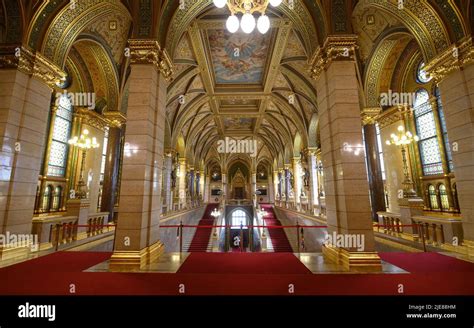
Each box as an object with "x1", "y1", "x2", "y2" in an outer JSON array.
[
  {"x1": 306, "y1": 148, "x2": 320, "y2": 215},
  {"x1": 426, "y1": 37, "x2": 474, "y2": 255},
  {"x1": 178, "y1": 158, "x2": 186, "y2": 208},
  {"x1": 110, "y1": 40, "x2": 173, "y2": 271},
  {"x1": 310, "y1": 36, "x2": 381, "y2": 270},
  {"x1": 0, "y1": 46, "x2": 66, "y2": 259}
]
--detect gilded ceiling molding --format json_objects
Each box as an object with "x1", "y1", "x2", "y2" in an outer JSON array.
[
  {"x1": 361, "y1": 107, "x2": 381, "y2": 125},
  {"x1": 357, "y1": 0, "x2": 452, "y2": 61},
  {"x1": 364, "y1": 39, "x2": 397, "y2": 107},
  {"x1": 309, "y1": 35, "x2": 358, "y2": 80},
  {"x1": 39, "y1": 0, "x2": 131, "y2": 68},
  {"x1": 0, "y1": 45, "x2": 66, "y2": 88},
  {"x1": 128, "y1": 39, "x2": 174, "y2": 81},
  {"x1": 424, "y1": 36, "x2": 474, "y2": 82},
  {"x1": 375, "y1": 105, "x2": 410, "y2": 129}
]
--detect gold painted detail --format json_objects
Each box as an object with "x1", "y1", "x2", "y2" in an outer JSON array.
[
  {"x1": 375, "y1": 105, "x2": 410, "y2": 129},
  {"x1": 361, "y1": 107, "x2": 381, "y2": 125},
  {"x1": 76, "y1": 108, "x2": 109, "y2": 131},
  {"x1": 0, "y1": 45, "x2": 66, "y2": 88},
  {"x1": 425, "y1": 36, "x2": 474, "y2": 82},
  {"x1": 128, "y1": 39, "x2": 174, "y2": 81},
  {"x1": 103, "y1": 111, "x2": 127, "y2": 128},
  {"x1": 309, "y1": 35, "x2": 358, "y2": 80}
]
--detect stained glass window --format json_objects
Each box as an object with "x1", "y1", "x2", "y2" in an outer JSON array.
[
  {"x1": 428, "y1": 185, "x2": 439, "y2": 210},
  {"x1": 435, "y1": 88, "x2": 453, "y2": 172},
  {"x1": 47, "y1": 95, "x2": 73, "y2": 177},
  {"x1": 414, "y1": 89, "x2": 443, "y2": 175},
  {"x1": 439, "y1": 184, "x2": 449, "y2": 210},
  {"x1": 416, "y1": 61, "x2": 432, "y2": 84}
]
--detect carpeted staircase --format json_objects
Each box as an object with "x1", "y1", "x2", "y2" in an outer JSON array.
[
  {"x1": 260, "y1": 204, "x2": 293, "y2": 252},
  {"x1": 185, "y1": 204, "x2": 218, "y2": 252}
]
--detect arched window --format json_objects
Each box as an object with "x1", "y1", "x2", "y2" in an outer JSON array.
[
  {"x1": 434, "y1": 87, "x2": 453, "y2": 172},
  {"x1": 51, "y1": 186, "x2": 62, "y2": 211},
  {"x1": 414, "y1": 89, "x2": 443, "y2": 175},
  {"x1": 428, "y1": 185, "x2": 439, "y2": 210},
  {"x1": 47, "y1": 94, "x2": 73, "y2": 177},
  {"x1": 42, "y1": 185, "x2": 52, "y2": 212},
  {"x1": 439, "y1": 184, "x2": 449, "y2": 211},
  {"x1": 231, "y1": 209, "x2": 247, "y2": 229},
  {"x1": 416, "y1": 61, "x2": 432, "y2": 84}
]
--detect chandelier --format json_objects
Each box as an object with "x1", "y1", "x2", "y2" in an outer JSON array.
[{"x1": 213, "y1": 0, "x2": 282, "y2": 34}]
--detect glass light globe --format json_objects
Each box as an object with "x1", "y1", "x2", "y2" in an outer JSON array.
[
  {"x1": 269, "y1": 0, "x2": 283, "y2": 6},
  {"x1": 213, "y1": 0, "x2": 227, "y2": 8},
  {"x1": 226, "y1": 14, "x2": 239, "y2": 33},
  {"x1": 257, "y1": 14, "x2": 270, "y2": 34},
  {"x1": 241, "y1": 13, "x2": 256, "y2": 34}
]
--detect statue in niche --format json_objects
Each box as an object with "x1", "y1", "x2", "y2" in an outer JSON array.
[
  {"x1": 171, "y1": 169, "x2": 176, "y2": 188},
  {"x1": 303, "y1": 168, "x2": 310, "y2": 187}
]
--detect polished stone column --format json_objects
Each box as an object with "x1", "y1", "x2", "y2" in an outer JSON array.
[
  {"x1": 306, "y1": 149, "x2": 320, "y2": 214},
  {"x1": 362, "y1": 110, "x2": 386, "y2": 221},
  {"x1": 110, "y1": 40, "x2": 172, "y2": 270},
  {"x1": 203, "y1": 174, "x2": 210, "y2": 203},
  {"x1": 189, "y1": 168, "x2": 195, "y2": 202},
  {"x1": 162, "y1": 153, "x2": 173, "y2": 211},
  {"x1": 251, "y1": 172, "x2": 257, "y2": 206},
  {"x1": 284, "y1": 166, "x2": 290, "y2": 203},
  {"x1": 222, "y1": 173, "x2": 227, "y2": 204},
  {"x1": 178, "y1": 158, "x2": 186, "y2": 208},
  {"x1": 268, "y1": 170, "x2": 275, "y2": 203},
  {"x1": 310, "y1": 35, "x2": 380, "y2": 270},
  {"x1": 101, "y1": 125, "x2": 124, "y2": 221},
  {"x1": 292, "y1": 157, "x2": 301, "y2": 209},
  {"x1": 427, "y1": 39, "x2": 474, "y2": 252},
  {"x1": 0, "y1": 48, "x2": 63, "y2": 259}
]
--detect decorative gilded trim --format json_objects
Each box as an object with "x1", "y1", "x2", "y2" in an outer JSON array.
[
  {"x1": 425, "y1": 36, "x2": 474, "y2": 82},
  {"x1": 375, "y1": 105, "x2": 410, "y2": 129},
  {"x1": 128, "y1": 39, "x2": 174, "y2": 81},
  {"x1": 361, "y1": 107, "x2": 381, "y2": 125},
  {"x1": 103, "y1": 111, "x2": 127, "y2": 128},
  {"x1": 0, "y1": 45, "x2": 66, "y2": 88},
  {"x1": 309, "y1": 35, "x2": 358, "y2": 80},
  {"x1": 76, "y1": 108, "x2": 109, "y2": 131}
]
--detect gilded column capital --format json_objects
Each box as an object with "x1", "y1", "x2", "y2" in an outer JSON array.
[
  {"x1": 425, "y1": 36, "x2": 474, "y2": 82},
  {"x1": 128, "y1": 39, "x2": 174, "y2": 81},
  {"x1": 303, "y1": 147, "x2": 318, "y2": 157},
  {"x1": 0, "y1": 45, "x2": 66, "y2": 88},
  {"x1": 309, "y1": 35, "x2": 358, "y2": 80},
  {"x1": 361, "y1": 107, "x2": 381, "y2": 126},
  {"x1": 164, "y1": 148, "x2": 176, "y2": 157},
  {"x1": 103, "y1": 111, "x2": 127, "y2": 128}
]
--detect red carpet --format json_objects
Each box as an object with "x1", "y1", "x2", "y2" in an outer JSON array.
[
  {"x1": 260, "y1": 205, "x2": 293, "y2": 252},
  {"x1": 187, "y1": 204, "x2": 217, "y2": 252},
  {"x1": 1, "y1": 251, "x2": 474, "y2": 295},
  {"x1": 379, "y1": 252, "x2": 474, "y2": 272},
  {"x1": 177, "y1": 253, "x2": 311, "y2": 274}
]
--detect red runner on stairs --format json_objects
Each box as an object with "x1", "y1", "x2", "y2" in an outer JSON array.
[
  {"x1": 260, "y1": 204, "x2": 293, "y2": 252},
  {"x1": 187, "y1": 204, "x2": 218, "y2": 252}
]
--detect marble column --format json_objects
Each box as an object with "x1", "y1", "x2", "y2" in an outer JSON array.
[
  {"x1": 268, "y1": 170, "x2": 275, "y2": 203},
  {"x1": 292, "y1": 157, "x2": 301, "y2": 209},
  {"x1": 162, "y1": 153, "x2": 173, "y2": 212},
  {"x1": 110, "y1": 40, "x2": 171, "y2": 271},
  {"x1": 101, "y1": 124, "x2": 124, "y2": 221},
  {"x1": 427, "y1": 40, "x2": 474, "y2": 253},
  {"x1": 178, "y1": 158, "x2": 186, "y2": 208},
  {"x1": 284, "y1": 166, "x2": 290, "y2": 203},
  {"x1": 273, "y1": 170, "x2": 279, "y2": 202},
  {"x1": 311, "y1": 35, "x2": 380, "y2": 270},
  {"x1": 203, "y1": 174, "x2": 210, "y2": 203},
  {"x1": 222, "y1": 173, "x2": 227, "y2": 204},
  {"x1": 251, "y1": 172, "x2": 257, "y2": 206},
  {"x1": 0, "y1": 47, "x2": 64, "y2": 259},
  {"x1": 307, "y1": 149, "x2": 320, "y2": 214},
  {"x1": 362, "y1": 110, "x2": 386, "y2": 221}
]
